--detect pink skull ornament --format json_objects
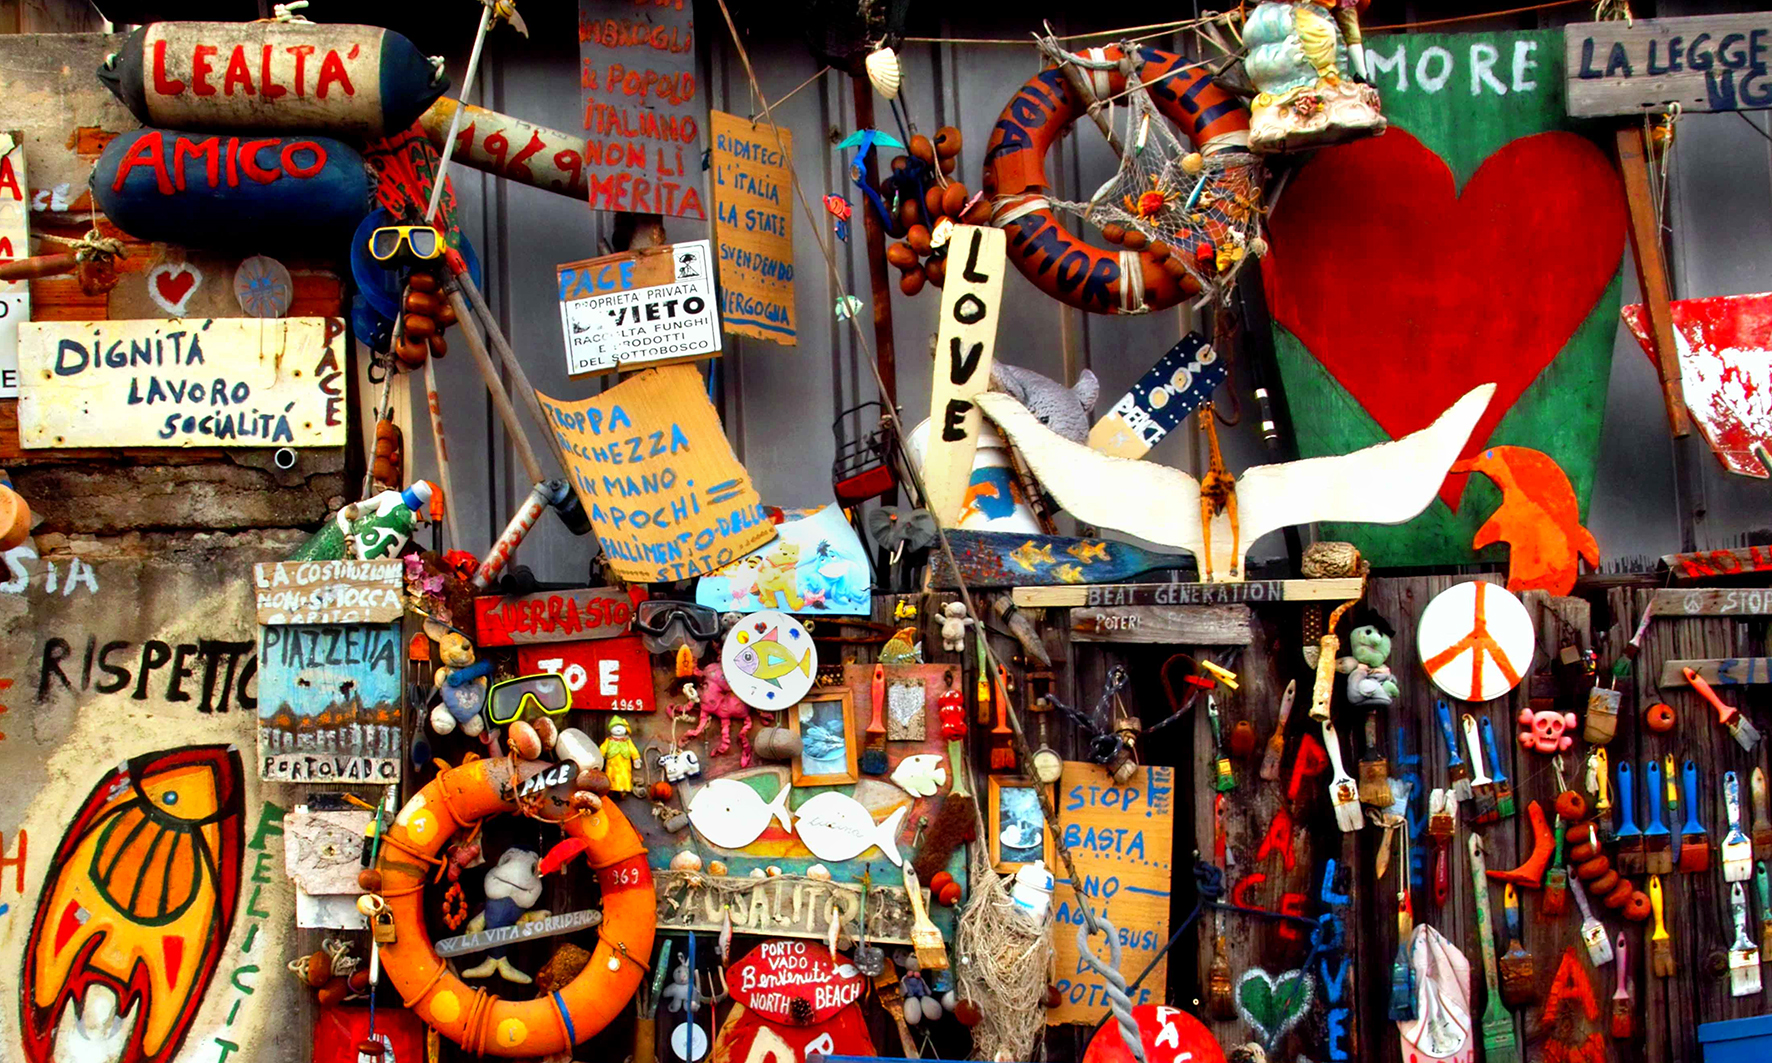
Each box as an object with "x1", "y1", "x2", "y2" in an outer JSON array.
[{"x1": 1517, "y1": 706, "x2": 1578, "y2": 753}]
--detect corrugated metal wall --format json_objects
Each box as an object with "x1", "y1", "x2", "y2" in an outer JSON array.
[{"x1": 406, "y1": 1, "x2": 1771, "y2": 584}]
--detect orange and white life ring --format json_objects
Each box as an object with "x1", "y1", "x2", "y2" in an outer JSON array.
[
  {"x1": 375, "y1": 756, "x2": 655, "y2": 1057},
  {"x1": 981, "y1": 45, "x2": 1251, "y2": 314}
]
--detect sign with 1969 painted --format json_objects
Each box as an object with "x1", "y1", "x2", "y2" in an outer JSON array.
[{"x1": 556, "y1": 239, "x2": 720, "y2": 375}]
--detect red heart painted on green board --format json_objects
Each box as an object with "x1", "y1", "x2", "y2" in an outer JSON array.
[{"x1": 1263, "y1": 126, "x2": 1626, "y2": 509}]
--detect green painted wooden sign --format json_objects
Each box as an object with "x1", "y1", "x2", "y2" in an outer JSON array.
[{"x1": 1264, "y1": 29, "x2": 1627, "y2": 566}]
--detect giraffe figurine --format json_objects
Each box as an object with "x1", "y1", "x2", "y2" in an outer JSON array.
[{"x1": 1197, "y1": 405, "x2": 1239, "y2": 579}]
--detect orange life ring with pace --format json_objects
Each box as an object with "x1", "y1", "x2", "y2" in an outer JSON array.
[
  {"x1": 375, "y1": 755, "x2": 655, "y2": 1057},
  {"x1": 981, "y1": 46, "x2": 1251, "y2": 314}
]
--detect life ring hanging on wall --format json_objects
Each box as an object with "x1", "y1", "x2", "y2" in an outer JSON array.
[
  {"x1": 981, "y1": 46, "x2": 1252, "y2": 315},
  {"x1": 374, "y1": 755, "x2": 656, "y2": 1057}
]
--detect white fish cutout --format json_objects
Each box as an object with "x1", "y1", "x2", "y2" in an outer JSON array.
[
  {"x1": 794, "y1": 792, "x2": 909, "y2": 865},
  {"x1": 687, "y1": 778, "x2": 793, "y2": 850},
  {"x1": 890, "y1": 754, "x2": 948, "y2": 798}
]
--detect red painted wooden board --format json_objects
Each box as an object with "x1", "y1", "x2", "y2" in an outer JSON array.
[
  {"x1": 517, "y1": 634, "x2": 654, "y2": 713},
  {"x1": 1264, "y1": 126, "x2": 1627, "y2": 508},
  {"x1": 1622, "y1": 291, "x2": 1772, "y2": 478},
  {"x1": 473, "y1": 586, "x2": 634, "y2": 646}
]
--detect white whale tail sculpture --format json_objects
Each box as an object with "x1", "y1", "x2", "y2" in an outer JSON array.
[{"x1": 973, "y1": 383, "x2": 1498, "y2": 582}]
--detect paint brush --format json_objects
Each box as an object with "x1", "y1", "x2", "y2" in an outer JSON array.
[
  {"x1": 1209, "y1": 694, "x2": 1235, "y2": 793},
  {"x1": 1543, "y1": 821, "x2": 1569, "y2": 917},
  {"x1": 1731, "y1": 881, "x2": 1764, "y2": 996},
  {"x1": 1321, "y1": 716, "x2": 1364, "y2": 833},
  {"x1": 1666, "y1": 754, "x2": 1682, "y2": 866},
  {"x1": 911, "y1": 689, "x2": 977, "y2": 883},
  {"x1": 1479, "y1": 715, "x2": 1515, "y2": 820},
  {"x1": 1470, "y1": 836, "x2": 1521, "y2": 1063},
  {"x1": 1462, "y1": 713, "x2": 1499, "y2": 824},
  {"x1": 1643, "y1": 757, "x2": 1672, "y2": 875},
  {"x1": 862, "y1": 663, "x2": 888, "y2": 775},
  {"x1": 1359, "y1": 712, "x2": 1392, "y2": 807},
  {"x1": 900, "y1": 863, "x2": 949, "y2": 972},
  {"x1": 1615, "y1": 761, "x2": 1644, "y2": 876},
  {"x1": 1437, "y1": 700, "x2": 1472, "y2": 802},
  {"x1": 1591, "y1": 748, "x2": 1616, "y2": 846},
  {"x1": 1205, "y1": 911, "x2": 1236, "y2": 1021},
  {"x1": 1609, "y1": 934, "x2": 1632, "y2": 1039},
  {"x1": 1571, "y1": 873, "x2": 1614, "y2": 967},
  {"x1": 1753, "y1": 767, "x2": 1772, "y2": 859},
  {"x1": 1259, "y1": 679, "x2": 1296, "y2": 782},
  {"x1": 1679, "y1": 758, "x2": 1711, "y2": 873},
  {"x1": 1389, "y1": 891, "x2": 1417, "y2": 1021},
  {"x1": 1649, "y1": 874, "x2": 1675, "y2": 978},
  {"x1": 1758, "y1": 861, "x2": 1772, "y2": 958},
  {"x1": 1688, "y1": 666, "x2": 1763, "y2": 751},
  {"x1": 871, "y1": 957, "x2": 921, "y2": 1058},
  {"x1": 1429, "y1": 788, "x2": 1456, "y2": 906},
  {"x1": 1497, "y1": 883, "x2": 1539, "y2": 1007},
  {"x1": 988, "y1": 665, "x2": 1016, "y2": 772},
  {"x1": 1726, "y1": 770, "x2": 1755, "y2": 883}
]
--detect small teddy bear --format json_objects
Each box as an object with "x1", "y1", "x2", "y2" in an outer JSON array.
[
  {"x1": 939, "y1": 601, "x2": 973, "y2": 652},
  {"x1": 431, "y1": 632, "x2": 488, "y2": 737},
  {"x1": 1517, "y1": 706, "x2": 1578, "y2": 753}
]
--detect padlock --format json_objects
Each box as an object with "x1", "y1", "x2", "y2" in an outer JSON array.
[{"x1": 371, "y1": 907, "x2": 397, "y2": 944}]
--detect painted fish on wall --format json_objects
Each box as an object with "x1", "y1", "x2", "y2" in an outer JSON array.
[{"x1": 21, "y1": 745, "x2": 245, "y2": 1063}]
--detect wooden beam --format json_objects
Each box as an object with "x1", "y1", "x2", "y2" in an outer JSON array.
[
  {"x1": 1615, "y1": 125, "x2": 1690, "y2": 438},
  {"x1": 1012, "y1": 576, "x2": 1363, "y2": 608},
  {"x1": 850, "y1": 77, "x2": 897, "y2": 407},
  {"x1": 1070, "y1": 603, "x2": 1252, "y2": 645},
  {"x1": 1658, "y1": 658, "x2": 1772, "y2": 688},
  {"x1": 1650, "y1": 587, "x2": 1772, "y2": 616}
]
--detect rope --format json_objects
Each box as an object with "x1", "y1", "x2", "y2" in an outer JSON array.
[
  {"x1": 954, "y1": 840, "x2": 1054, "y2": 1061},
  {"x1": 749, "y1": 66, "x2": 830, "y2": 126},
  {"x1": 1075, "y1": 916, "x2": 1146, "y2": 1063},
  {"x1": 1363, "y1": 0, "x2": 1586, "y2": 31},
  {"x1": 903, "y1": 12, "x2": 1238, "y2": 47}
]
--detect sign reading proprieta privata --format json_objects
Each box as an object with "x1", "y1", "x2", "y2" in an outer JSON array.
[{"x1": 556, "y1": 239, "x2": 720, "y2": 374}]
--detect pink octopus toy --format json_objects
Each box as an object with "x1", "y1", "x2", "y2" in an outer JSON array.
[{"x1": 683, "y1": 662, "x2": 755, "y2": 766}]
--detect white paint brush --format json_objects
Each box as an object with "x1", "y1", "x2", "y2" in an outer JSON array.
[
  {"x1": 1321, "y1": 717, "x2": 1364, "y2": 832},
  {"x1": 1726, "y1": 771, "x2": 1754, "y2": 883},
  {"x1": 1731, "y1": 881, "x2": 1763, "y2": 997}
]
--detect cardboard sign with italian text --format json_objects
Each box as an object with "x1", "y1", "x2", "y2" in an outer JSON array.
[
  {"x1": 538, "y1": 364, "x2": 773, "y2": 583},
  {"x1": 473, "y1": 586, "x2": 635, "y2": 646},
  {"x1": 924, "y1": 226, "x2": 1006, "y2": 526},
  {"x1": 710, "y1": 110, "x2": 795, "y2": 345},
  {"x1": 18, "y1": 317, "x2": 347, "y2": 448},
  {"x1": 1049, "y1": 762, "x2": 1174, "y2": 1024},
  {"x1": 0, "y1": 133, "x2": 27, "y2": 399},
  {"x1": 1565, "y1": 14, "x2": 1772, "y2": 117},
  {"x1": 557, "y1": 240, "x2": 720, "y2": 374},
  {"x1": 254, "y1": 560, "x2": 402, "y2": 625},
  {"x1": 518, "y1": 635, "x2": 654, "y2": 713},
  {"x1": 578, "y1": 0, "x2": 706, "y2": 219}
]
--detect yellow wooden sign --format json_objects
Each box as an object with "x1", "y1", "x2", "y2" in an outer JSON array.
[
  {"x1": 924, "y1": 225, "x2": 1005, "y2": 526},
  {"x1": 710, "y1": 110, "x2": 795, "y2": 346},
  {"x1": 17, "y1": 317, "x2": 347, "y2": 448},
  {"x1": 538, "y1": 364, "x2": 774, "y2": 583},
  {"x1": 1049, "y1": 761, "x2": 1174, "y2": 1025}
]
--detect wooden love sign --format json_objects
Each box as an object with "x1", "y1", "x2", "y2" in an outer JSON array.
[{"x1": 924, "y1": 226, "x2": 1005, "y2": 527}]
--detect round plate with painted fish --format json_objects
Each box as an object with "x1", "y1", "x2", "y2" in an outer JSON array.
[{"x1": 722, "y1": 609, "x2": 817, "y2": 710}]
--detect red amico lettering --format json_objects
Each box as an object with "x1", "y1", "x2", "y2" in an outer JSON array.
[{"x1": 112, "y1": 131, "x2": 328, "y2": 194}]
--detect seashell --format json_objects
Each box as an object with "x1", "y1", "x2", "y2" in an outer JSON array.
[
  {"x1": 750, "y1": 868, "x2": 767, "y2": 879},
  {"x1": 806, "y1": 863, "x2": 832, "y2": 881},
  {"x1": 765, "y1": 865, "x2": 783, "y2": 877},
  {"x1": 708, "y1": 860, "x2": 729, "y2": 876},
  {"x1": 671, "y1": 851, "x2": 704, "y2": 872},
  {"x1": 866, "y1": 47, "x2": 901, "y2": 100}
]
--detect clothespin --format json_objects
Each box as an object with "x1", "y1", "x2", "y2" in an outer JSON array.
[{"x1": 1201, "y1": 660, "x2": 1239, "y2": 690}]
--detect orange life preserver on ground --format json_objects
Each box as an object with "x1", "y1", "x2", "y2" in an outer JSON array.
[
  {"x1": 375, "y1": 756, "x2": 655, "y2": 1057},
  {"x1": 981, "y1": 46, "x2": 1250, "y2": 314}
]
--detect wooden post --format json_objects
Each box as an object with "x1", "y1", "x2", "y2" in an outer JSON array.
[
  {"x1": 851, "y1": 76, "x2": 898, "y2": 407},
  {"x1": 1615, "y1": 126, "x2": 1690, "y2": 439}
]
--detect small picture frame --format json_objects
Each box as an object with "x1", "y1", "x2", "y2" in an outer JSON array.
[
  {"x1": 989, "y1": 776, "x2": 1053, "y2": 872},
  {"x1": 789, "y1": 688, "x2": 858, "y2": 786}
]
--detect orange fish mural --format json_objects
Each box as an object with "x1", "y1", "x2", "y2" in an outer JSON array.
[
  {"x1": 21, "y1": 745, "x2": 245, "y2": 1063},
  {"x1": 1451, "y1": 446, "x2": 1599, "y2": 596}
]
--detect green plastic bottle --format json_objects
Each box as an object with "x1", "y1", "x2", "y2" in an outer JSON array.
[{"x1": 288, "y1": 482, "x2": 432, "y2": 561}]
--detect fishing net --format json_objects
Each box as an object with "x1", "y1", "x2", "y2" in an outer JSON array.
[
  {"x1": 1044, "y1": 45, "x2": 1267, "y2": 297},
  {"x1": 955, "y1": 841, "x2": 1054, "y2": 1061}
]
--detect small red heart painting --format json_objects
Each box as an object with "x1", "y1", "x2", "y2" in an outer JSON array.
[{"x1": 147, "y1": 261, "x2": 202, "y2": 316}]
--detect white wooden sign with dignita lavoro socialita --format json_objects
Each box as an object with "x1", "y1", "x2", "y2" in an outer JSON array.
[{"x1": 17, "y1": 316, "x2": 348, "y2": 448}]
